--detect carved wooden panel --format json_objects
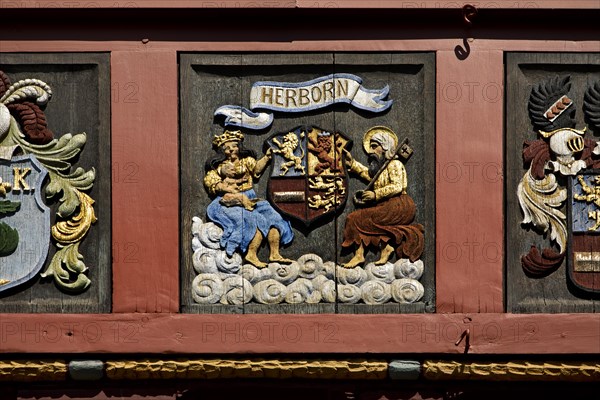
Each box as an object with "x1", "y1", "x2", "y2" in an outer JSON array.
[
  {"x1": 506, "y1": 52, "x2": 600, "y2": 313},
  {"x1": 180, "y1": 53, "x2": 435, "y2": 313},
  {"x1": 0, "y1": 53, "x2": 111, "y2": 313}
]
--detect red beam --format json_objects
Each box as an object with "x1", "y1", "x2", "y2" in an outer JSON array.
[{"x1": 1, "y1": 313, "x2": 598, "y2": 354}]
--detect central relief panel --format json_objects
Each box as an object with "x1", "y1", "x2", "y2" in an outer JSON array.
[{"x1": 180, "y1": 53, "x2": 435, "y2": 313}]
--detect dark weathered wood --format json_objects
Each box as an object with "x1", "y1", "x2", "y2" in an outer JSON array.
[
  {"x1": 337, "y1": 303, "x2": 425, "y2": 314},
  {"x1": 333, "y1": 52, "x2": 436, "y2": 313},
  {"x1": 180, "y1": 53, "x2": 244, "y2": 315},
  {"x1": 182, "y1": 305, "x2": 243, "y2": 314},
  {"x1": 0, "y1": 53, "x2": 111, "y2": 313},
  {"x1": 181, "y1": 53, "x2": 337, "y2": 314},
  {"x1": 180, "y1": 53, "x2": 435, "y2": 313},
  {"x1": 244, "y1": 304, "x2": 335, "y2": 314},
  {"x1": 505, "y1": 52, "x2": 600, "y2": 313}
]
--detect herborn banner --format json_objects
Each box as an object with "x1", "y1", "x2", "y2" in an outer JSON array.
[{"x1": 215, "y1": 74, "x2": 393, "y2": 130}]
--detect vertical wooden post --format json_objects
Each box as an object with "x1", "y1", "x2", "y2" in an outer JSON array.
[
  {"x1": 436, "y1": 50, "x2": 504, "y2": 313},
  {"x1": 111, "y1": 50, "x2": 179, "y2": 312}
]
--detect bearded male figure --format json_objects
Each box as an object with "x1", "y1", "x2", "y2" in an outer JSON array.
[{"x1": 341, "y1": 126, "x2": 424, "y2": 268}]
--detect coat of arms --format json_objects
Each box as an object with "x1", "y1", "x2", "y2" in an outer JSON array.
[
  {"x1": 0, "y1": 70, "x2": 97, "y2": 293},
  {"x1": 266, "y1": 126, "x2": 351, "y2": 226},
  {"x1": 518, "y1": 76, "x2": 600, "y2": 293}
]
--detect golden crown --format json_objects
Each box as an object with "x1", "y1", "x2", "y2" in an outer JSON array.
[{"x1": 212, "y1": 130, "x2": 244, "y2": 147}]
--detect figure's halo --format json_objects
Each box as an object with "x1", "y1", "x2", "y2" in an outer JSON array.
[{"x1": 363, "y1": 126, "x2": 398, "y2": 154}]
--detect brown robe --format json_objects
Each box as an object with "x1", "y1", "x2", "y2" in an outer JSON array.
[{"x1": 342, "y1": 159, "x2": 424, "y2": 262}]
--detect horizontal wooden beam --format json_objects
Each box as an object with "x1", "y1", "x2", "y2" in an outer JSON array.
[
  {"x1": 0, "y1": 38, "x2": 598, "y2": 53},
  {"x1": 0, "y1": 313, "x2": 598, "y2": 354},
  {"x1": 0, "y1": 1, "x2": 598, "y2": 9}
]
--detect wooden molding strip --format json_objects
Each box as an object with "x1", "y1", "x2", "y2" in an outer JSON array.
[
  {"x1": 2, "y1": 359, "x2": 599, "y2": 382},
  {"x1": 0, "y1": 360, "x2": 67, "y2": 381},
  {"x1": 105, "y1": 359, "x2": 388, "y2": 380},
  {"x1": 423, "y1": 360, "x2": 600, "y2": 382}
]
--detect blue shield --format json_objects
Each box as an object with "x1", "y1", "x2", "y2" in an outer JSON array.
[
  {"x1": 0, "y1": 154, "x2": 50, "y2": 293},
  {"x1": 568, "y1": 170, "x2": 600, "y2": 293}
]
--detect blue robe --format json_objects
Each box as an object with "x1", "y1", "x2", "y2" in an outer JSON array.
[{"x1": 207, "y1": 189, "x2": 294, "y2": 256}]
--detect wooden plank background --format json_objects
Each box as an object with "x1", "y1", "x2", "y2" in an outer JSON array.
[
  {"x1": 180, "y1": 53, "x2": 435, "y2": 314},
  {"x1": 0, "y1": 53, "x2": 111, "y2": 313},
  {"x1": 505, "y1": 52, "x2": 600, "y2": 313}
]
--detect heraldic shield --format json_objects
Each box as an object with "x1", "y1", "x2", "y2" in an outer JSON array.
[
  {"x1": 569, "y1": 169, "x2": 600, "y2": 293},
  {"x1": 266, "y1": 126, "x2": 351, "y2": 226},
  {"x1": 0, "y1": 154, "x2": 50, "y2": 293}
]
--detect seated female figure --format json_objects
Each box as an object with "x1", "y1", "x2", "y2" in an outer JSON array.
[{"x1": 204, "y1": 130, "x2": 294, "y2": 268}]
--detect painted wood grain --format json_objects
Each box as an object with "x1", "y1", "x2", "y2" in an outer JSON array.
[
  {"x1": 0, "y1": 313, "x2": 598, "y2": 355},
  {"x1": 111, "y1": 51, "x2": 179, "y2": 313},
  {"x1": 2, "y1": 1, "x2": 599, "y2": 9},
  {"x1": 435, "y1": 50, "x2": 504, "y2": 313}
]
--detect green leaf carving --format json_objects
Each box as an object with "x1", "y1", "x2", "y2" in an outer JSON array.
[
  {"x1": 41, "y1": 242, "x2": 91, "y2": 292},
  {"x1": 46, "y1": 168, "x2": 95, "y2": 217},
  {"x1": 0, "y1": 221, "x2": 19, "y2": 256},
  {"x1": 0, "y1": 200, "x2": 20, "y2": 216}
]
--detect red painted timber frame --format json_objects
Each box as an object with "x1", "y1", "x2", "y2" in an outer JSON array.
[
  {"x1": 0, "y1": 4, "x2": 599, "y2": 355},
  {"x1": 1, "y1": 313, "x2": 599, "y2": 354},
  {"x1": 1, "y1": 1, "x2": 599, "y2": 9}
]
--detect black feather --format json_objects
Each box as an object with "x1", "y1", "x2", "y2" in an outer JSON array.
[
  {"x1": 528, "y1": 75, "x2": 575, "y2": 132},
  {"x1": 583, "y1": 80, "x2": 600, "y2": 131}
]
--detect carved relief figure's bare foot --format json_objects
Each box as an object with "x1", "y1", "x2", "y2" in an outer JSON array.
[
  {"x1": 269, "y1": 255, "x2": 294, "y2": 264},
  {"x1": 342, "y1": 244, "x2": 365, "y2": 268},
  {"x1": 266, "y1": 229, "x2": 293, "y2": 264},
  {"x1": 245, "y1": 254, "x2": 267, "y2": 268},
  {"x1": 342, "y1": 254, "x2": 365, "y2": 268},
  {"x1": 246, "y1": 230, "x2": 266, "y2": 267},
  {"x1": 374, "y1": 244, "x2": 395, "y2": 265}
]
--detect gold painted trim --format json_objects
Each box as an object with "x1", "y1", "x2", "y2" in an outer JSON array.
[
  {"x1": 423, "y1": 360, "x2": 600, "y2": 382},
  {"x1": 574, "y1": 252, "x2": 600, "y2": 271},
  {"x1": 0, "y1": 360, "x2": 67, "y2": 382},
  {"x1": 3, "y1": 359, "x2": 598, "y2": 382},
  {"x1": 106, "y1": 359, "x2": 388, "y2": 380},
  {"x1": 538, "y1": 126, "x2": 586, "y2": 138}
]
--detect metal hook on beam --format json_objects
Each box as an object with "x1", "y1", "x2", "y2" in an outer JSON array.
[
  {"x1": 462, "y1": 4, "x2": 479, "y2": 27},
  {"x1": 455, "y1": 328, "x2": 471, "y2": 353}
]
